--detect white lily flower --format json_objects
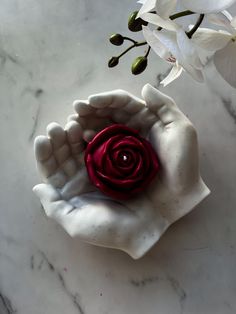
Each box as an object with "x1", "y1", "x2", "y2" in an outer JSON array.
[
  {"x1": 138, "y1": 0, "x2": 236, "y2": 17},
  {"x1": 193, "y1": 16, "x2": 236, "y2": 87},
  {"x1": 143, "y1": 25, "x2": 204, "y2": 85},
  {"x1": 180, "y1": 0, "x2": 236, "y2": 14}
]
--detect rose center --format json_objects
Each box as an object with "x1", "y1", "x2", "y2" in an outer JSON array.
[
  {"x1": 117, "y1": 151, "x2": 132, "y2": 165},
  {"x1": 122, "y1": 154, "x2": 128, "y2": 161}
]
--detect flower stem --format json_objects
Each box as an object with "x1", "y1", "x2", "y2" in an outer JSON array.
[
  {"x1": 186, "y1": 14, "x2": 205, "y2": 38},
  {"x1": 170, "y1": 10, "x2": 195, "y2": 20},
  {"x1": 145, "y1": 46, "x2": 151, "y2": 58},
  {"x1": 123, "y1": 36, "x2": 137, "y2": 44},
  {"x1": 117, "y1": 41, "x2": 147, "y2": 58},
  {"x1": 157, "y1": 10, "x2": 195, "y2": 30}
]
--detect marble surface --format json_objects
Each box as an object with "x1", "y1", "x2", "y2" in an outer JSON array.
[{"x1": 0, "y1": 1, "x2": 236, "y2": 313}]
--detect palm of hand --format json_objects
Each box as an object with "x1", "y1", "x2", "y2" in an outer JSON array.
[{"x1": 34, "y1": 84, "x2": 209, "y2": 258}]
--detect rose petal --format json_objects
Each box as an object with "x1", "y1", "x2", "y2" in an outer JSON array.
[
  {"x1": 214, "y1": 40, "x2": 236, "y2": 88},
  {"x1": 180, "y1": 0, "x2": 236, "y2": 14}
]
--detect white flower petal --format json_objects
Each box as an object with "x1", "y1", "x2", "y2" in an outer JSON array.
[
  {"x1": 183, "y1": 64, "x2": 204, "y2": 82},
  {"x1": 142, "y1": 26, "x2": 173, "y2": 60},
  {"x1": 180, "y1": 0, "x2": 236, "y2": 14},
  {"x1": 231, "y1": 16, "x2": 236, "y2": 28},
  {"x1": 141, "y1": 13, "x2": 178, "y2": 31},
  {"x1": 193, "y1": 28, "x2": 231, "y2": 51},
  {"x1": 161, "y1": 64, "x2": 183, "y2": 86},
  {"x1": 137, "y1": 0, "x2": 156, "y2": 18},
  {"x1": 155, "y1": 0, "x2": 177, "y2": 18},
  {"x1": 153, "y1": 29, "x2": 204, "y2": 82},
  {"x1": 214, "y1": 40, "x2": 236, "y2": 88},
  {"x1": 137, "y1": 0, "x2": 146, "y2": 4},
  {"x1": 153, "y1": 29, "x2": 180, "y2": 58},
  {"x1": 176, "y1": 28, "x2": 203, "y2": 69},
  {"x1": 208, "y1": 11, "x2": 232, "y2": 27}
]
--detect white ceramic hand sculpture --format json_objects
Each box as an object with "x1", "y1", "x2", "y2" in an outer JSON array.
[{"x1": 33, "y1": 84, "x2": 210, "y2": 259}]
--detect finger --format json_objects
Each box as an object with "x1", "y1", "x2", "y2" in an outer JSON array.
[
  {"x1": 34, "y1": 136, "x2": 58, "y2": 178},
  {"x1": 33, "y1": 183, "x2": 60, "y2": 203},
  {"x1": 67, "y1": 114, "x2": 79, "y2": 123},
  {"x1": 88, "y1": 89, "x2": 145, "y2": 109},
  {"x1": 73, "y1": 100, "x2": 96, "y2": 116},
  {"x1": 34, "y1": 135, "x2": 52, "y2": 162},
  {"x1": 47, "y1": 122, "x2": 71, "y2": 167},
  {"x1": 142, "y1": 84, "x2": 186, "y2": 125},
  {"x1": 47, "y1": 122, "x2": 66, "y2": 150},
  {"x1": 65, "y1": 121, "x2": 85, "y2": 164},
  {"x1": 126, "y1": 107, "x2": 157, "y2": 133},
  {"x1": 33, "y1": 184, "x2": 74, "y2": 218}
]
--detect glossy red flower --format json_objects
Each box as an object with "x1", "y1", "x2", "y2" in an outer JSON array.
[{"x1": 84, "y1": 124, "x2": 159, "y2": 199}]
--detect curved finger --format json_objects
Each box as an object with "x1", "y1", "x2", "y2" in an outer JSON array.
[
  {"x1": 142, "y1": 84, "x2": 187, "y2": 125},
  {"x1": 47, "y1": 122, "x2": 66, "y2": 149},
  {"x1": 47, "y1": 122, "x2": 71, "y2": 168},
  {"x1": 67, "y1": 114, "x2": 79, "y2": 123},
  {"x1": 34, "y1": 136, "x2": 58, "y2": 178},
  {"x1": 88, "y1": 89, "x2": 145, "y2": 109},
  {"x1": 65, "y1": 121, "x2": 85, "y2": 164},
  {"x1": 33, "y1": 183, "x2": 60, "y2": 203},
  {"x1": 33, "y1": 184, "x2": 74, "y2": 218},
  {"x1": 73, "y1": 100, "x2": 96, "y2": 116}
]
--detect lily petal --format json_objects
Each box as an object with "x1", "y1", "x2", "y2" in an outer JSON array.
[
  {"x1": 153, "y1": 30, "x2": 204, "y2": 82},
  {"x1": 180, "y1": 0, "x2": 236, "y2": 14},
  {"x1": 208, "y1": 11, "x2": 232, "y2": 27},
  {"x1": 161, "y1": 64, "x2": 183, "y2": 86},
  {"x1": 141, "y1": 12, "x2": 178, "y2": 31},
  {"x1": 176, "y1": 28, "x2": 203, "y2": 69},
  {"x1": 155, "y1": 0, "x2": 177, "y2": 19},
  {"x1": 142, "y1": 26, "x2": 173, "y2": 61},
  {"x1": 137, "y1": 0, "x2": 156, "y2": 18},
  {"x1": 231, "y1": 16, "x2": 236, "y2": 28},
  {"x1": 214, "y1": 40, "x2": 236, "y2": 88},
  {"x1": 193, "y1": 28, "x2": 231, "y2": 51}
]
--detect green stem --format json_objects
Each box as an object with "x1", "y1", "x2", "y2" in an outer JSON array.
[
  {"x1": 157, "y1": 10, "x2": 195, "y2": 30},
  {"x1": 170, "y1": 10, "x2": 195, "y2": 20},
  {"x1": 123, "y1": 36, "x2": 137, "y2": 44},
  {"x1": 186, "y1": 14, "x2": 205, "y2": 38},
  {"x1": 117, "y1": 41, "x2": 147, "y2": 58},
  {"x1": 145, "y1": 46, "x2": 151, "y2": 58}
]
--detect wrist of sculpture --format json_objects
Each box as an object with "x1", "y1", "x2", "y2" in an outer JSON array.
[
  {"x1": 125, "y1": 177, "x2": 210, "y2": 259},
  {"x1": 163, "y1": 177, "x2": 210, "y2": 224}
]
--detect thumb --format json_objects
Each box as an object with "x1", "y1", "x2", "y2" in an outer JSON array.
[
  {"x1": 142, "y1": 84, "x2": 180, "y2": 125},
  {"x1": 33, "y1": 183, "x2": 60, "y2": 204}
]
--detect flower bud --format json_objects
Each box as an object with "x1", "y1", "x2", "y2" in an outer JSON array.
[
  {"x1": 128, "y1": 11, "x2": 148, "y2": 32},
  {"x1": 131, "y1": 56, "x2": 148, "y2": 75},
  {"x1": 109, "y1": 33, "x2": 124, "y2": 46},
  {"x1": 108, "y1": 56, "x2": 119, "y2": 68}
]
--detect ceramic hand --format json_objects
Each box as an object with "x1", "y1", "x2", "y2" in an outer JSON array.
[
  {"x1": 33, "y1": 84, "x2": 210, "y2": 259},
  {"x1": 33, "y1": 120, "x2": 168, "y2": 259},
  {"x1": 70, "y1": 84, "x2": 210, "y2": 223}
]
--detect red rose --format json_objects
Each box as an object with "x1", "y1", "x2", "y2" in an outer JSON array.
[{"x1": 84, "y1": 124, "x2": 159, "y2": 199}]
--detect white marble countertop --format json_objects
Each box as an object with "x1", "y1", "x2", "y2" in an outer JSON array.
[{"x1": 0, "y1": 1, "x2": 236, "y2": 313}]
